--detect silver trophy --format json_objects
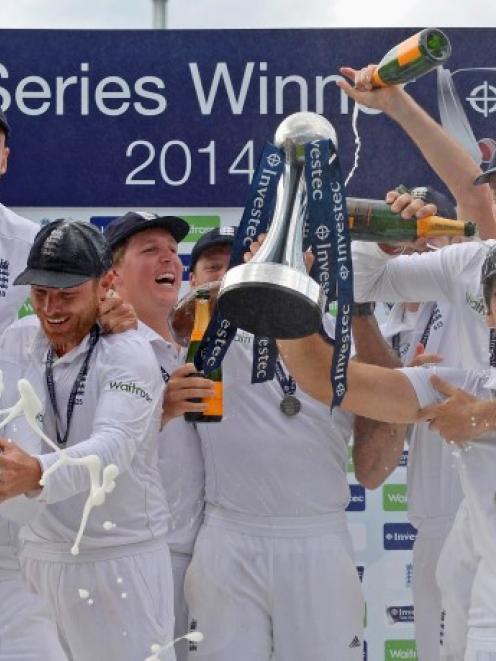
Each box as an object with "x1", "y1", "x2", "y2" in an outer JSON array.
[{"x1": 218, "y1": 112, "x2": 337, "y2": 339}]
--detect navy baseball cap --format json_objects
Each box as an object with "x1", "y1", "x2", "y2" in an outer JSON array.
[
  {"x1": 474, "y1": 151, "x2": 496, "y2": 186},
  {"x1": 190, "y1": 226, "x2": 237, "y2": 271},
  {"x1": 410, "y1": 186, "x2": 457, "y2": 219},
  {"x1": 0, "y1": 108, "x2": 10, "y2": 142},
  {"x1": 104, "y1": 211, "x2": 190, "y2": 249},
  {"x1": 14, "y1": 220, "x2": 112, "y2": 288}
]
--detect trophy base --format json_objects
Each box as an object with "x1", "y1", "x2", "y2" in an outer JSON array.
[{"x1": 219, "y1": 262, "x2": 325, "y2": 338}]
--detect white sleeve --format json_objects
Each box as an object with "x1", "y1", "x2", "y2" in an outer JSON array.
[
  {"x1": 399, "y1": 365, "x2": 482, "y2": 408},
  {"x1": 352, "y1": 240, "x2": 487, "y2": 304},
  {"x1": 37, "y1": 344, "x2": 164, "y2": 505}
]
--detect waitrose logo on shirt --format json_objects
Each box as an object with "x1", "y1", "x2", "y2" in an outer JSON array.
[{"x1": 107, "y1": 381, "x2": 152, "y2": 402}]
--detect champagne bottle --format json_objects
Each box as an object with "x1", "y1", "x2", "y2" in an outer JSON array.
[
  {"x1": 371, "y1": 29, "x2": 451, "y2": 87},
  {"x1": 346, "y1": 197, "x2": 476, "y2": 243},
  {"x1": 184, "y1": 290, "x2": 223, "y2": 423}
]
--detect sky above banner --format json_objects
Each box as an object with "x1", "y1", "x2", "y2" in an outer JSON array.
[{"x1": 1, "y1": 0, "x2": 496, "y2": 29}]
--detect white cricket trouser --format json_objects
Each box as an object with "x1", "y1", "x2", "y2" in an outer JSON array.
[
  {"x1": 21, "y1": 539, "x2": 175, "y2": 661},
  {"x1": 171, "y1": 551, "x2": 192, "y2": 661},
  {"x1": 437, "y1": 502, "x2": 479, "y2": 661},
  {"x1": 185, "y1": 507, "x2": 364, "y2": 661},
  {"x1": 413, "y1": 518, "x2": 453, "y2": 661},
  {"x1": 465, "y1": 629, "x2": 496, "y2": 660},
  {"x1": 0, "y1": 576, "x2": 67, "y2": 660}
]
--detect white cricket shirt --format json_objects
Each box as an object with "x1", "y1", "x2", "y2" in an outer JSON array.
[
  {"x1": 382, "y1": 302, "x2": 463, "y2": 534},
  {"x1": 195, "y1": 329, "x2": 353, "y2": 518},
  {"x1": 0, "y1": 204, "x2": 38, "y2": 334},
  {"x1": 1, "y1": 320, "x2": 169, "y2": 560},
  {"x1": 353, "y1": 240, "x2": 496, "y2": 371},
  {"x1": 138, "y1": 322, "x2": 204, "y2": 555}
]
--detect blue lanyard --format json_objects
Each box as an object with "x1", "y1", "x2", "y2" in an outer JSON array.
[
  {"x1": 274, "y1": 359, "x2": 297, "y2": 396},
  {"x1": 392, "y1": 303, "x2": 438, "y2": 358},
  {"x1": 45, "y1": 325, "x2": 100, "y2": 447}
]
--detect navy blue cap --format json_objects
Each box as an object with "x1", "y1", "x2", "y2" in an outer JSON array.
[
  {"x1": 0, "y1": 108, "x2": 10, "y2": 141},
  {"x1": 474, "y1": 151, "x2": 496, "y2": 186},
  {"x1": 190, "y1": 226, "x2": 236, "y2": 271},
  {"x1": 14, "y1": 220, "x2": 112, "y2": 288},
  {"x1": 104, "y1": 211, "x2": 189, "y2": 249}
]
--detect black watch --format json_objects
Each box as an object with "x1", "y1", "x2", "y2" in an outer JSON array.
[{"x1": 351, "y1": 301, "x2": 376, "y2": 317}]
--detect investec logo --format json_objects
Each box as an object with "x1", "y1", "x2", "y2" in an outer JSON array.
[
  {"x1": 383, "y1": 484, "x2": 408, "y2": 512},
  {"x1": 383, "y1": 523, "x2": 417, "y2": 550},
  {"x1": 346, "y1": 484, "x2": 366, "y2": 512},
  {"x1": 385, "y1": 640, "x2": 417, "y2": 659},
  {"x1": 386, "y1": 605, "x2": 415, "y2": 625}
]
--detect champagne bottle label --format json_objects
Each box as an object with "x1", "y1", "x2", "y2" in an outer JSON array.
[
  {"x1": 185, "y1": 294, "x2": 223, "y2": 423},
  {"x1": 372, "y1": 28, "x2": 451, "y2": 87}
]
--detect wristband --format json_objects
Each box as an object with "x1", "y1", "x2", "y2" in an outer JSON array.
[{"x1": 352, "y1": 302, "x2": 376, "y2": 317}]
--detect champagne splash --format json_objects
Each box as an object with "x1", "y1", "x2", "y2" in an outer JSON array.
[
  {"x1": 0, "y1": 374, "x2": 119, "y2": 556},
  {"x1": 345, "y1": 102, "x2": 362, "y2": 187},
  {"x1": 145, "y1": 631, "x2": 204, "y2": 661}
]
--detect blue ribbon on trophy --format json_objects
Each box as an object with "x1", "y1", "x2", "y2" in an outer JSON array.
[
  {"x1": 194, "y1": 142, "x2": 285, "y2": 375},
  {"x1": 303, "y1": 138, "x2": 353, "y2": 408}
]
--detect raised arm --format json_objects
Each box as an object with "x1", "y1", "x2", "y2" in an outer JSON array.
[{"x1": 337, "y1": 66, "x2": 496, "y2": 238}]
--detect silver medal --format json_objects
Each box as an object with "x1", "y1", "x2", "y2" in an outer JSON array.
[{"x1": 280, "y1": 394, "x2": 301, "y2": 416}]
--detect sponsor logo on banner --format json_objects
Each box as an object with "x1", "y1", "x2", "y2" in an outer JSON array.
[
  {"x1": 384, "y1": 639, "x2": 417, "y2": 659},
  {"x1": 18, "y1": 297, "x2": 34, "y2": 318},
  {"x1": 181, "y1": 253, "x2": 191, "y2": 280},
  {"x1": 384, "y1": 524, "x2": 417, "y2": 550},
  {"x1": 347, "y1": 445, "x2": 355, "y2": 473},
  {"x1": 383, "y1": 484, "x2": 408, "y2": 511},
  {"x1": 182, "y1": 216, "x2": 220, "y2": 242},
  {"x1": 398, "y1": 450, "x2": 408, "y2": 467},
  {"x1": 356, "y1": 565, "x2": 365, "y2": 583},
  {"x1": 347, "y1": 484, "x2": 366, "y2": 512},
  {"x1": 386, "y1": 605, "x2": 415, "y2": 625}
]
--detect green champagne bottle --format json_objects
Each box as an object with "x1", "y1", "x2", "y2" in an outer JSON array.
[
  {"x1": 371, "y1": 29, "x2": 451, "y2": 87},
  {"x1": 346, "y1": 197, "x2": 476, "y2": 243},
  {"x1": 184, "y1": 290, "x2": 223, "y2": 423}
]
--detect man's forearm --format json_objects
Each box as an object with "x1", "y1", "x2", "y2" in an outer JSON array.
[
  {"x1": 351, "y1": 313, "x2": 407, "y2": 489},
  {"x1": 384, "y1": 91, "x2": 495, "y2": 238}
]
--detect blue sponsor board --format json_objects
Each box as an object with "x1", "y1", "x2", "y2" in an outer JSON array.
[
  {"x1": 383, "y1": 523, "x2": 417, "y2": 551},
  {"x1": 356, "y1": 565, "x2": 365, "y2": 583},
  {"x1": 346, "y1": 484, "x2": 366, "y2": 512},
  {"x1": 398, "y1": 450, "x2": 408, "y2": 468},
  {"x1": 363, "y1": 640, "x2": 367, "y2": 661},
  {"x1": 0, "y1": 29, "x2": 493, "y2": 207}
]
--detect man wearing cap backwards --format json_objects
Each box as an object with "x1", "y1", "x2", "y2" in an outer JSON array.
[
  {"x1": 0, "y1": 220, "x2": 176, "y2": 661},
  {"x1": 179, "y1": 225, "x2": 409, "y2": 661},
  {"x1": 104, "y1": 210, "x2": 213, "y2": 661},
  {"x1": 336, "y1": 67, "x2": 496, "y2": 660},
  {"x1": 271, "y1": 241, "x2": 496, "y2": 661}
]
